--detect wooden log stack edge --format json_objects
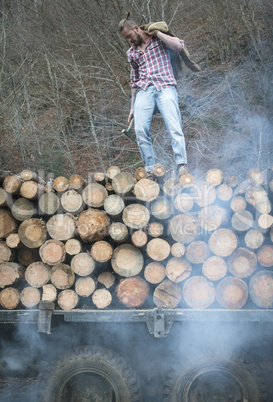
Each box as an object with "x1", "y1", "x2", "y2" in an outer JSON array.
[{"x1": 0, "y1": 166, "x2": 272, "y2": 311}]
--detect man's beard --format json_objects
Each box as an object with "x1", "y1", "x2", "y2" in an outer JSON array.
[{"x1": 133, "y1": 32, "x2": 143, "y2": 47}]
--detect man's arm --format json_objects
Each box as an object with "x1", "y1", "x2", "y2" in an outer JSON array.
[
  {"x1": 128, "y1": 88, "x2": 136, "y2": 122},
  {"x1": 149, "y1": 30, "x2": 184, "y2": 52}
]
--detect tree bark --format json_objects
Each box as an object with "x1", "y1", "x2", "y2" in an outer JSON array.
[
  {"x1": 0, "y1": 188, "x2": 9, "y2": 207},
  {"x1": 216, "y1": 277, "x2": 248, "y2": 309},
  {"x1": 166, "y1": 257, "x2": 192, "y2": 283},
  {"x1": 50, "y1": 263, "x2": 75, "y2": 289},
  {"x1": 111, "y1": 244, "x2": 144, "y2": 277},
  {"x1": 116, "y1": 277, "x2": 149, "y2": 308},
  {"x1": 71, "y1": 252, "x2": 96, "y2": 276},
  {"x1": 153, "y1": 279, "x2": 182, "y2": 308},
  {"x1": 25, "y1": 261, "x2": 51, "y2": 287},
  {"x1": 146, "y1": 238, "x2": 171, "y2": 261},
  {"x1": 0, "y1": 208, "x2": 17, "y2": 238},
  {"x1": 144, "y1": 262, "x2": 166, "y2": 284},
  {"x1": 183, "y1": 276, "x2": 215, "y2": 309}
]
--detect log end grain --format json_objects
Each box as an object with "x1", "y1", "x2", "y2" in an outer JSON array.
[
  {"x1": 153, "y1": 279, "x2": 182, "y2": 309},
  {"x1": 116, "y1": 277, "x2": 149, "y2": 308},
  {"x1": 216, "y1": 277, "x2": 248, "y2": 309},
  {"x1": 92, "y1": 288, "x2": 112, "y2": 309},
  {"x1": 202, "y1": 256, "x2": 227, "y2": 281},
  {"x1": 183, "y1": 276, "x2": 215, "y2": 309},
  {"x1": 146, "y1": 238, "x2": 170, "y2": 261},
  {"x1": 144, "y1": 262, "x2": 166, "y2": 284},
  {"x1": 111, "y1": 244, "x2": 144, "y2": 277},
  {"x1": 166, "y1": 257, "x2": 192, "y2": 283},
  {"x1": 58, "y1": 289, "x2": 79, "y2": 310}
]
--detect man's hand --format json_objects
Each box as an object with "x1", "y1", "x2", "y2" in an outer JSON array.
[
  {"x1": 147, "y1": 29, "x2": 159, "y2": 38},
  {"x1": 128, "y1": 109, "x2": 134, "y2": 123}
]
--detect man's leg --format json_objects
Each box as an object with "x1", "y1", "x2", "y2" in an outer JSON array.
[
  {"x1": 155, "y1": 86, "x2": 187, "y2": 166},
  {"x1": 134, "y1": 86, "x2": 156, "y2": 172}
]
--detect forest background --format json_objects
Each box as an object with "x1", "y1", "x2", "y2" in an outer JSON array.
[{"x1": 0, "y1": 0, "x2": 272, "y2": 181}]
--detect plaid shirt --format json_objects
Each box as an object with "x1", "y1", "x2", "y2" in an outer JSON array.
[{"x1": 126, "y1": 37, "x2": 184, "y2": 91}]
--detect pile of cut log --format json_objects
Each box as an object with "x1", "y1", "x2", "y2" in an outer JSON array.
[{"x1": 0, "y1": 165, "x2": 272, "y2": 311}]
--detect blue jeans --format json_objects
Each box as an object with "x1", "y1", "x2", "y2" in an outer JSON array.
[{"x1": 133, "y1": 85, "x2": 187, "y2": 172}]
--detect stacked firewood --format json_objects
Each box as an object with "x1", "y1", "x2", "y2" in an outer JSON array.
[{"x1": 0, "y1": 165, "x2": 272, "y2": 311}]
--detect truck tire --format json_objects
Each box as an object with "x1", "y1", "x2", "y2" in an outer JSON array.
[
  {"x1": 163, "y1": 350, "x2": 268, "y2": 402},
  {"x1": 38, "y1": 345, "x2": 142, "y2": 402}
]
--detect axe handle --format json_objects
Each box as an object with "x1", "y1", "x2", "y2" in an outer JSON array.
[{"x1": 128, "y1": 117, "x2": 134, "y2": 130}]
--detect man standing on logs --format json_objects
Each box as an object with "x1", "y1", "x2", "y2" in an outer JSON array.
[{"x1": 118, "y1": 14, "x2": 188, "y2": 179}]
